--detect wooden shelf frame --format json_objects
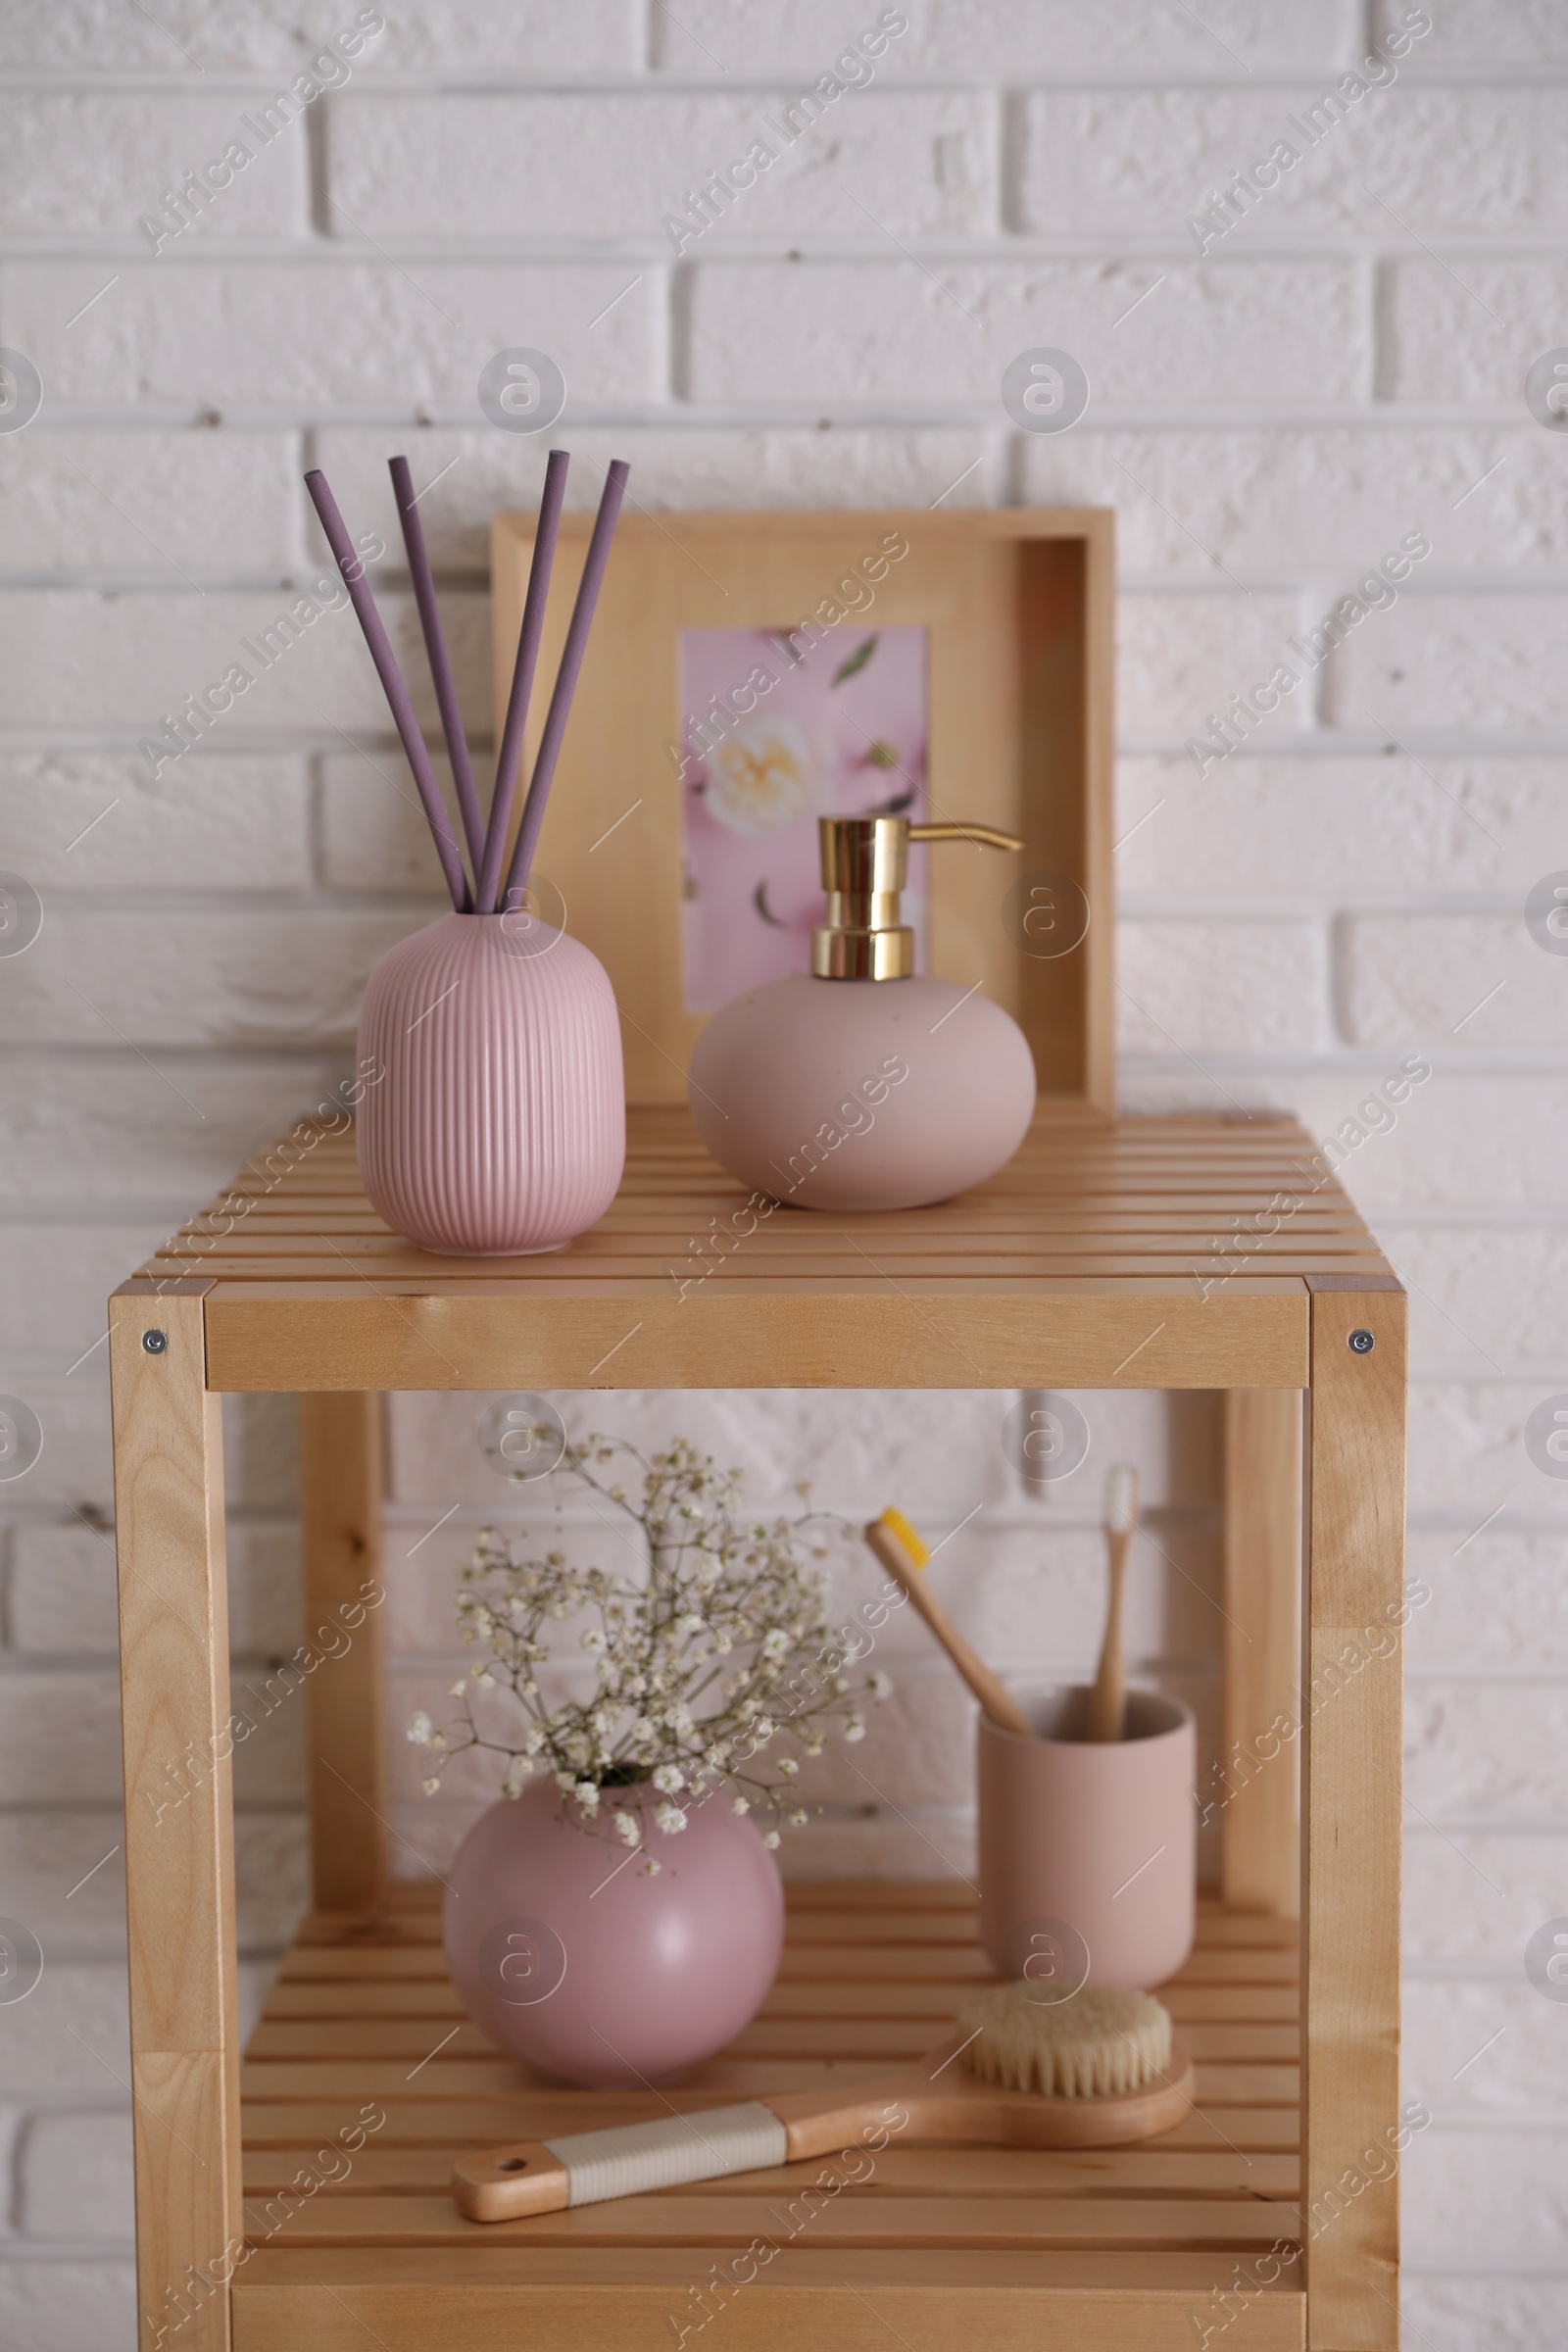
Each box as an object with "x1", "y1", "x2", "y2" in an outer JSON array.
[{"x1": 110, "y1": 1106, "x2": 1404, "y2": 2352}]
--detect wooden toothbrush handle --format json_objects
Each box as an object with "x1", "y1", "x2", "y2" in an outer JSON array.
[
  {"x1": 1089, "y1": 1529, "x2": 1131, "y2": 1741},
  {"x1": 863, "y1": 1521, "x2": 1033, "y2": 1738}
]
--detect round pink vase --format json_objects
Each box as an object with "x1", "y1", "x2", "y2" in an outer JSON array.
[
  {"x1": 442, "y1": 1778, "x2": 785, "y2": 2087},
  {"x1": 356, "y1": 912, "x2": 624, "y2": 1255}
]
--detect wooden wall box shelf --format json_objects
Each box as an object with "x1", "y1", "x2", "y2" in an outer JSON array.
[
  {"x1": 109, "y1": 501, "x2": 1399, "y2": 2350},
  {"x1": 111, "y1": 1107, "x2": 1404, "y2": 2351}
]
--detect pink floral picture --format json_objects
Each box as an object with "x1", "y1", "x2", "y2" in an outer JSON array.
[{"x1": 677, "y1": 622, "x2": 929, "y2": 1010}]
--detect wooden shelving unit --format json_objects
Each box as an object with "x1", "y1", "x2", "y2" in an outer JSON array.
[{"x1": 110, "y1": 1103, "x2": 1405, "y2": 2351}]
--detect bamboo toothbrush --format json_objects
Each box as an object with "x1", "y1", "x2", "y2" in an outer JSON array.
[
  {"x1": 1089, "y1": 1463, "x2": 1138, "y2": 1742},
  {"x1": 863, "y1": 1508, "x2": 1034, "y2": 1738}
]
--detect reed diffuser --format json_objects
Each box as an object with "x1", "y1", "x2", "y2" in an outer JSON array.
[{"x1": 307, "y1": 452, "x2": 630, "y2": 1254}]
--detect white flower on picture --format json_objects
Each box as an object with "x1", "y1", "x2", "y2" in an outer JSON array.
[{"x1": 702, "y1": 716, "x2": 822, "y2": 837}]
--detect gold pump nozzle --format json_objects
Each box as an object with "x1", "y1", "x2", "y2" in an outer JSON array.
[
  {"x1": 810, "y1": 813, "x2": 1024, "y2": 981},
  {"x1": 907, "y1": 822, "x2": 1026, "y2": 853}
]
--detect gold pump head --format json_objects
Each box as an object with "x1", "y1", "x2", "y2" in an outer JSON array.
[{"x1": 809, "y1": 814, "x2": 1024, "y2": 981}]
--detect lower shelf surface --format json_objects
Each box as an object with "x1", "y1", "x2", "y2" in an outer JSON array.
[{"x1": 235, "y1": 1880, "x2": 1303, "y2": 2352}]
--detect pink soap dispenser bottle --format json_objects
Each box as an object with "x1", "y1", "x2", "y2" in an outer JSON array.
[{"x1": 686, "y1": 814, "x2": 1037, "y2": 1212}]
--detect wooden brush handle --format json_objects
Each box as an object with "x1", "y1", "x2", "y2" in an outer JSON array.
[
  {"x1": 1089, "y1": 1527, "x2": 1132, "y2": 1741},
  {"x1": 453, "y1": 2139, "x2": 569, "y2": 2222},
  {"x1": 863, "y1": 1520, "x2": 1034, "y2": 1738},
  {"x1": 764, "y1": 2043, "x2": 1195, "y2": 2156}
]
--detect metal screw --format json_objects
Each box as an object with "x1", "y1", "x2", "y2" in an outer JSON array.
[
  {"x1": 1348, "y1": 1328, "x2": 1375, "y2": 1355},
  {"x1": 142, "y1": 1329, "x2": 168, "y2": 1355}
]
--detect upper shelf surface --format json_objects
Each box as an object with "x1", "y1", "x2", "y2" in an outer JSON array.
[{"x1": 119, "y1": 1106, "x2": 1396, "y2": 1394}]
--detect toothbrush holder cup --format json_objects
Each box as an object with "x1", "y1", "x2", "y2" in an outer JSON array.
[{"x1": 977, "y1": 1688, "x2": 1197, "y2": 1991}]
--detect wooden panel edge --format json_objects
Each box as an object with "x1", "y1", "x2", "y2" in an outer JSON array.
[
  {"x1": 111, "y1": 1292, "x2": 241, "y2": 2352},
  {"x1": 298, "y1": 1396, "x2": 389, "y2": 1917},
  {"x1": 1222, "y1": 1392, "x2": 1303, "y2": 1920},
  {"x1": 493, "y1": 505, "x2": 1119, "y2": 546},
  {"x1": 204, "y1": 1290, "x2": 1310, "y2": 1394},
  {"x1": 1082, "y1": 506, "x2": 1116, "y2": 1117},
  {"x1": 1301, "y1": 1287, "x2": 1405, "y2": 2352},
  {"x1": 230, "y1": 2269, "x2": 1305, "y2": 2352}
]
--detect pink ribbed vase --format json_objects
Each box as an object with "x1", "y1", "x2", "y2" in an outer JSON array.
[{"x1": 357, "y1": 912, "x2": 625, "y2": 1255}]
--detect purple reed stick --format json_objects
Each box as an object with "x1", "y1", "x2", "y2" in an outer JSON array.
[
  {"x1": 305, "y1": 468, "x2": 470, "y2": 912},
  {"x1": 389, "y1": 454, "x2": 485, "y2": 884},
  {"x1": 501, "y1": 459, "x2": 629, "y2": 911},
  {"x1": 476, "y1": 447, "x2": 569, "y2": 915}
]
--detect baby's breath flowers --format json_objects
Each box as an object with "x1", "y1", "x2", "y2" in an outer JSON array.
[{"x1": 409, "y1": 1435, "x2": 890, "y2": 1865}]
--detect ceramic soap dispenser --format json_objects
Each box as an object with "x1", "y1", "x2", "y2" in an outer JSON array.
[{"x1": 686, "y1": 814, "x2": 1036, "y2": 1212}]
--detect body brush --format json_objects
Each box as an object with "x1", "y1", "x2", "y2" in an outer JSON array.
[{"x1": 454, "y1": 1980, "x2": 1191, "y2": 2220}]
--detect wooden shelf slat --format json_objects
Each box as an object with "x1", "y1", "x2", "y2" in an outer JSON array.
[
  {"x1": 257, "y1": 1978, "x2": 1298, "y2": 2028},
  {"x1": 241, "y1": 2096, "x2": 1304, "y2": 2155},
  {"x1": 244, "y1": 2015, "x2": 1299, "y2": 2067},
  {"x1": 241, "y1": 2188, "x2": 1301, "y2": 2252},
  {"x1": 241, "y1": 2143, "x2": 1299, "y2": 2199}
]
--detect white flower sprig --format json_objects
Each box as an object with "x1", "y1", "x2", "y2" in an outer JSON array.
[{"x1": 409, "y1": 1434, "x2": 891, "y2": 1868}]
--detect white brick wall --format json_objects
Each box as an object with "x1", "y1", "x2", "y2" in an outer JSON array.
[{"x1": 0, "y1": 6, "x2": 1561, "y2": 2344}]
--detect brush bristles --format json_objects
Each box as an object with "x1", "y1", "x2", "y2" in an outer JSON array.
[
  {"x1": 877, "y1": 1506, "x2": 929, "y2": 1568},
  {"x1": 1104, "y1": 1463, "x2": 1138, "y2": 1537},
  {"x1": 957, "y1": 1983, "x2": 1170, "y2": 2098}
]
